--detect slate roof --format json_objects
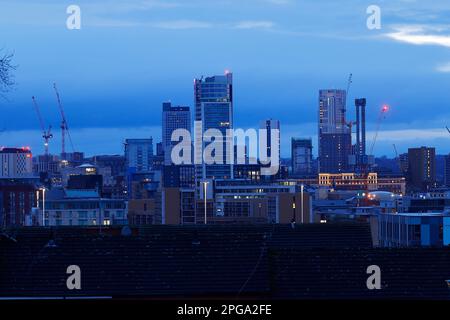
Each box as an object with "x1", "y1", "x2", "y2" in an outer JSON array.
[{"x1": 0, "y1": 224, "x2": 449, "y2": 299}]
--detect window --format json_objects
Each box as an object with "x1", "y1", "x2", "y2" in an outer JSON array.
[
  {"x1": 78, "y1": 211, "x2": 87, "y2": 219},
  {"x1": 411, "y1": 225, "x2": 421, "y2": 241}
]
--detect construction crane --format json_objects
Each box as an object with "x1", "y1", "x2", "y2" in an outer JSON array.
[
  {"x1": 446, "y1": 126, "x2": 450, "y2": 135},
  {"x1": 393, "y1": 143, "x2": 398, "y2": 158},
  {"x1": 53, "y1": 83, "x2": 75, "y2": 156},
  {"x1": 346, "y1": 73, "x2": 353, "y2": 99},
  {"x1": 392, "y1": 143, "x2": 402, "y2": 173},
  {"x1": 345, "y1": 73, "x2": 354, "y2": 131},
  {"x1": 31, "y1": 96, "x2": 53, "y2": 155},
  {"x1": 369, "y1": 104, "x2": 389, "y2": 155}
]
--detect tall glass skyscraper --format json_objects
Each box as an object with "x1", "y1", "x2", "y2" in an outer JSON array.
[
  {"x1": 162, "y1": 102, "x2": 191, "y2": 165},
  {"x1": 194, "y1": 72, "x2": 233, "y2": 180},
  {"x1": 318, "y1": 89, "x2": 351, "y2": 173}
]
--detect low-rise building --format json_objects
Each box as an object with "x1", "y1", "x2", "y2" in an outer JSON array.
[
  {"x1": 0, "y1": 177, "x2": 38, "y2": 227},
  {"x1": 38, "y1": 188, "x2": 127, "y2": 226},
  {"x1": 378, "y1": 212, "x2": 450, "y2": 247}
]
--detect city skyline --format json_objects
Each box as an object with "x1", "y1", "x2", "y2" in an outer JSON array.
[
  {"x1": 3, "y1": 0, "x2": 450, "y2": 306},
  {"x1": 1, "y1": 0, "x2": 450, "y2": 157}
]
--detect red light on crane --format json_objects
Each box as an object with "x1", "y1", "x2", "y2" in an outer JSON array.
[{"x1": 382, "y1": 105, "x2": 389, "y2": 112}]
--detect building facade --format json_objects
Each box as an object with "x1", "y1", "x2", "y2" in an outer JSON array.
[
  {"x1": 445, "y1": 154, "x2": 450, "y2": 187},
  {"x1": 194, "y1": 72, "x2": 233, "y2": 181},
  {"x1": 291, "y1": 138, "x2": 313, "y2": 176},
  {"x1": 378, "y1": 212, "x2": 450, "y2": 247},
  {"x1": 162, "y1": 102, "x2": 191, "y2": 165},
  {"x1": 0, "y1": 147, "x2": 33, "y2": 178},
  {"x1": 0, "y1": 178, "x2": 38, "y2": 227},
  {"x1": 260, "y1": 119, "x2": 280, "y2": 171},
  {"x1": 407, "y1": 147, "x2": 436, "y2": 192},
  {"x1": 39, "y1": 188, "x2": 127, "y2": 226},
  {"x1": 124, "y1": 139, "x2": 154, "y2": 173},
  {"x1": 318, "y1": 90, "x2": 351, "y2": 173}
]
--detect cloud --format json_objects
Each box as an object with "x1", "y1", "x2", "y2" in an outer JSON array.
[
  {"x1": 385, "y1": 25, "x2": 450, "y2": 48},
  {"x1": 86, "y1": 0, "x2": 181, "y2": 13},
  {"x1": 153, "y1": 20, "x2": 213, "y2": 29},
  {"x1": 436, "y1": 62, "x2": 450, "y2": 73},
  {"x1": 88, "y1": 19, "x2": 213, "y2": 29},
  {"x1": 234, "y1": 20, "x2": 275, "y2": 29},
  {"x1": 132, "y1": 0, "x2": 181, "y2": 10}
]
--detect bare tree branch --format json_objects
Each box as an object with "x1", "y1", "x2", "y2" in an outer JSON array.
[{"x1": 0, "y1": 50, "x2": 17, "y2": 96}]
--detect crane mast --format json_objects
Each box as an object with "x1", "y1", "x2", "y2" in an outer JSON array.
[
  {"x1": 53, "y1": 83, "x2": 74, "y2": 157},
  {"x1": 369, "y1": 104, "x2": 389, "y2": 155},
  {"x1": 31, "y1": 96, "x2": 53, "y2": 155}
]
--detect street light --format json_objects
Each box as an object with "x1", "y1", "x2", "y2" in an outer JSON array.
[
  {"x1": 40, "y1": 187, "x2": 46, "y2": 227},
  {"x1": 300, "y1": 184, "x2": 304, "y2": 224},
  {"x1": 202, "y1": 181, "x2": 209, "y2": 225}
]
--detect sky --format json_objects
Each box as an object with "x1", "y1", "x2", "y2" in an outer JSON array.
[{"x1": 0, "y1": 0, "x2": 449, "y2": 158}]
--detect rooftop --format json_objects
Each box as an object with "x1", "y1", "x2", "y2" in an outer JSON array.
[{"x1": 1, "y1": 223, "x2": 449, "y2": 300}]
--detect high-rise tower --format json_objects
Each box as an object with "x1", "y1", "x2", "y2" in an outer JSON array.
[
  {"x1": 318, "y1": 89, "x2": 351, "y2": 173},
  {"x1": 194, "y1": 72, "x2": 233, "y2": 180}
]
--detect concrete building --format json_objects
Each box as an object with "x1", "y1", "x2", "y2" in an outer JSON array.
[
  {"x1": 351, "y1": 98, "x2": 373, "y2": 172},
  {"x1": 0, "y1": 147, "x2": 33, "y2": 178}
]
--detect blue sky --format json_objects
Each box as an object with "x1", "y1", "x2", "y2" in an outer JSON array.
[{"x1": 0, "y1": 0, "x2": 449, "y2": 157}]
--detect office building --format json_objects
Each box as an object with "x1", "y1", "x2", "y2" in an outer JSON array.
[
  {"x1": 194, "y1": 72, "x2": 233, "y2": 180},
  {"x1": 318, "y1": 90, "x2": 351, "y2": 173},
  {"x1": 163, "y1": 164, "x2": 195, "y2": 188},
  {"x1": 407, "y1": 147, "x2": 436, "y2": 192},
  {"x1": 124, "y1": 138, "x2": 154, "y2": 173},
  {"x1": 445, "y1": 154, "x2": 450, "y2": 187},
  {"x1": 162, "y1": 102, "x2": 191, "y2": 165},
  {"x1": 291, "y1": 138, "x2": 313, "y2": 176}
]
